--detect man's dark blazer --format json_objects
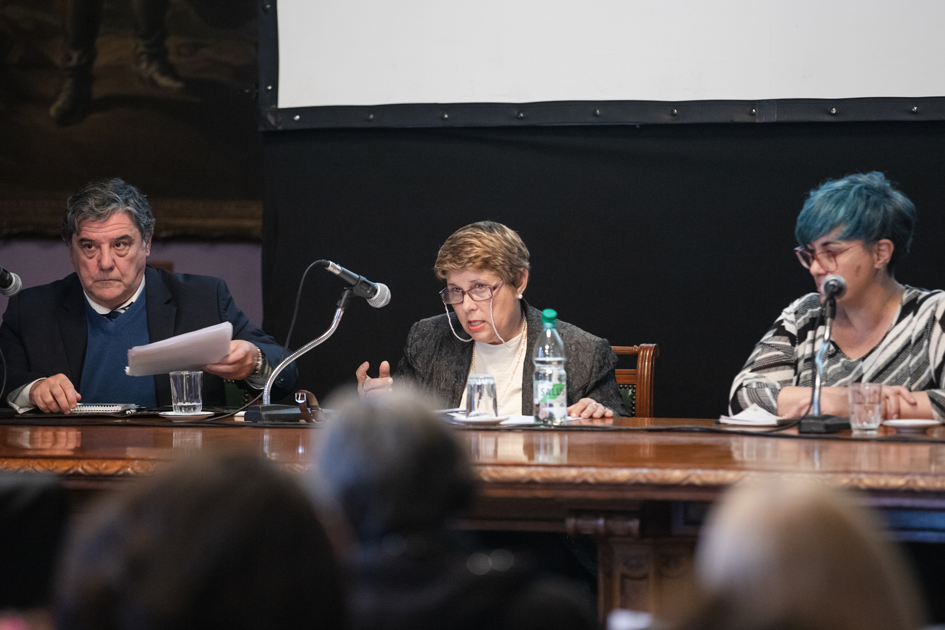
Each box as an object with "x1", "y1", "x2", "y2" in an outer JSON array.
[{"x1": 0, "y1": 266, "x2": 299, "y2": 408}]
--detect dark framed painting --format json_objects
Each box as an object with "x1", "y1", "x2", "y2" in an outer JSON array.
[{"x1": 0, "y1": 0, "x2": 260, "y2": 239}]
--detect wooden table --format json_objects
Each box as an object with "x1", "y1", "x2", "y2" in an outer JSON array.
[{"x1": 4, "y1": 416, "x2": 945, "y2": 616}]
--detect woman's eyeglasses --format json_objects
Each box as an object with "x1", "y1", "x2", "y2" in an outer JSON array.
[
  {"x1": 440, "y1": 280, "x2": 503, "y2": 305},
  {"x1": 794, "y1": 245, "x2": 855, "y2": 272}
]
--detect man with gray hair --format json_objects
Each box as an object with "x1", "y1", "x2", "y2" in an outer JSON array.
[{"x1": 0, "y1": 178, "x2": 298, "y2": 413}]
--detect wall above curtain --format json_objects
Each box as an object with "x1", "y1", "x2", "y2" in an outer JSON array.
[{"x1": 259, "y1": 0, "x2": 945, "y2": 129}]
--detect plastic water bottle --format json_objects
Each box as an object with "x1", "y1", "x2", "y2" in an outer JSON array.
[{"x1": 533, "y1": 308, "x2": 567, "y2": 426}]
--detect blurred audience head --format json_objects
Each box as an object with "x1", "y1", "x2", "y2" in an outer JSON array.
[
  {"x1": 314, "y1": 390, "x2": 476, "y2": 543},
  {"x1": 677, "y1": 477, "x2": 924, "y2": 630},
  {"x1": 795, "y1": 171, "x2": 916, "y2": 274},
  {"x1": 55, "y1": 451, "x2": 345, "y2": 630},
  {"x1": 0, "y1": 472, "x2": 68, "y2": 611}
]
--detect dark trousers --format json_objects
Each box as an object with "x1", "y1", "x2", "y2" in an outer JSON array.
[{"x1": 62, "y1": 0, "x2": 170, "y2": 73}]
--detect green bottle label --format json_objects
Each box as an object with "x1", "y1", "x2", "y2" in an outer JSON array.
[{"x1": 539, "y1": 382, "x2": 565, "y2": 403}]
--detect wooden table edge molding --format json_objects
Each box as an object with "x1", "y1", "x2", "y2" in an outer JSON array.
[
  {"x1": 477, "y1": 465, "x2": 945, "y2": 494},
  {"x1": 0, "y1": 457, "x2": 163, "y2": 478},
  {"x1": 6, "y1": 458, "x2": 945, "y2": 498},
  {"x1": 0, "y1": 457, "x2": 316, "y2": 482}
]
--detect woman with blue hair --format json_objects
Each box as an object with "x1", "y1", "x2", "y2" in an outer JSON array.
[{"x1": 730, "y1": 172, "x2": 945, "y2": 420}]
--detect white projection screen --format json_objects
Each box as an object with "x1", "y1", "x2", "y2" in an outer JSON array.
[{"x1": 275, "y1": 0, "x2": 945, "y2": 109}]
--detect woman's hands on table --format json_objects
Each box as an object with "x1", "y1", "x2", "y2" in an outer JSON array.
[{"x1": 568, "y1": 398, "x2": 614, "y2": 419}]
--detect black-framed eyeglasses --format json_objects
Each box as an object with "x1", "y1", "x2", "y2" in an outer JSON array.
[
  {"x1": 794, "y1": 245, "x2": 856, "y2": 272},
  {"x1": 439, "y1": 280, "x2": 503, "y2": 305}
]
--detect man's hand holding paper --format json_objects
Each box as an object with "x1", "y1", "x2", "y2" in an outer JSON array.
[
  {"x1": 125, "y1": 322, "x2": 234, "y2": 376},
  {"x1": 203, "y1": 340, "x2": 260, "y2": 381}
]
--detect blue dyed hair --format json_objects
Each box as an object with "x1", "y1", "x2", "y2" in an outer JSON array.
[{"x1": 795, "y1": 172, "x2": 916, "y2": 273}]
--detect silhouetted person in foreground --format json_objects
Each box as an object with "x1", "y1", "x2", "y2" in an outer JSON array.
[
  {"x1": 56, "y1": 452, "x2": 346, "y2": 630},
  {"x1": 0, "y1": 472, "x2": 69, "y2": 630},
  {"x1": 312, "y1": 391, "x2": 598, "y2": 630},
  {"x1": 672, "y1": 478, "x2": 925, "y2": 630}
]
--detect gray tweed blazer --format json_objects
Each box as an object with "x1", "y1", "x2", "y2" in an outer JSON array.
[{"x1": 397, "y1": 302, "x2": 625, "y2": 415}]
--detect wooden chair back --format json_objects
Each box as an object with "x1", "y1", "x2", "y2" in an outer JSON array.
[{"x1": 611, "y1": 344, "x2": 659, "y2": 417}]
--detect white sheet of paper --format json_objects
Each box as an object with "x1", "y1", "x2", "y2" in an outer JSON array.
[
  {"x1": 449, "y1": 413, "x2": 584, "y2": 426},
  {"x1": 500, "y1": 415, "x2": 588, "y2": 425},
  {"x1": 501, "y1": 415, "x2": 536, "y2": 426},
  {"x1": 125, "y1": 322, "x2": 233, "y2": 376},
  {"x1": 719, "y1": 403, "x2": 782, "y2": 426}
]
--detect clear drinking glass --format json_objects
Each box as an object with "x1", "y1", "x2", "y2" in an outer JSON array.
[
  {"x1": 466, "y1": 373, "x2": 498, "y2": 418},
  {"x1": 849, "y1": 382, "x2": 883, "y2": 434},
  {"x1": 170, "y1": 370, "x2": 203, "y2": 414}
]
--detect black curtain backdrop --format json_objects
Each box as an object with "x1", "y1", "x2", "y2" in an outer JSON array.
[{"x1": 261, "y1": 121, "x2": 945, "y2": 418}]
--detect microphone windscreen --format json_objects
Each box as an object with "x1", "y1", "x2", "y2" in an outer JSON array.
[
  {"x1": 0, "y1": 272, "x2": 21, "y2": 297},
  {"x1": 367, "y1": 283, "x2": 391, "y2": 308},
  {"x1": 821, "y1": 274, "x2": 847, "y2": 299}
]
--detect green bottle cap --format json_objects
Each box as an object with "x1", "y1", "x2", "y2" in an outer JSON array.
[{"x1": 541, "y1": 309, "x2": 558, "y2": 326}]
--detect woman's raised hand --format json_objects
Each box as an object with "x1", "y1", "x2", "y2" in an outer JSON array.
[{"x1": 356, "y1": 361, "x2": 393, "y2": 398}]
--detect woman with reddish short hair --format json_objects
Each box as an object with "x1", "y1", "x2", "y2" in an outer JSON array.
[{"x1": 357, "y1": 220, "x2": 624, "y2": 418}]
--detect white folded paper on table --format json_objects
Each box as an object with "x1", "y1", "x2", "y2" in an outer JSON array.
[
  {"x1": 449, "y1": 413, "x2": 585, "y2": 426},
  {"x1": 502, "y1": 415, "x2": 538, "y2": 426},
  {"x1": 719, "y1": 403, "x2": 782, "y2": 426},
  {"x1": 125, "y1": 322, "x2": 233, "y2": 376}
]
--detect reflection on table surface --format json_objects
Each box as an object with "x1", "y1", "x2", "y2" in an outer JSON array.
[
  {"x1": 6, "y1": 426, "x2": 82, "y2": 454},
  {"x1": 2, "y1": 417, "x2": 945, "y2": 485}
]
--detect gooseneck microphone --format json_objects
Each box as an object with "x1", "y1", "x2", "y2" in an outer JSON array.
[
  {"x1": 317, "y1": 260, "x2": 391, "y2": 308},
  {"x1": 249, "y1": 258, "x2": 391, "y2": 418},
  {"x1": 799, "y1": 273, "x2": 850, "y2": 434},
  {"x1": 0, "y1": 266, "x2": 22, "y2": 297},
  {"x1": 821, "y1": 274, "x2": 847, "y2": 300}
]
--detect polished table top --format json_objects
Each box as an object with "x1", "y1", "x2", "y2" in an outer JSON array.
[
  {"x1": 8, "y1": 416, "x2": 943, "y2": 619},
  {"x1": 3, "y1": 417, "x2": 945, "y2": 507}
]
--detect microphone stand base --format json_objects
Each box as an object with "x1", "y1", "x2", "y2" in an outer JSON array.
[
  {"x1": 799, "y1": 414, "x2": 850, "y2": 434},
  {"x1": 244, "y1": 404, "x2": 305, "y2": 424}
]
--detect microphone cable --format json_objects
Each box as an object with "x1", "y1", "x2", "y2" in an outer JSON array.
[
  {"x1": 206, "y1": 390, "x2": 263, "y2": 423},
  {"x1": 283, "y1": 260, "x2": 322, "y2": 352},
  {"x1": 211, "y1": 259, "x2": 326, "y2": 422},
  {"x1": 204, "y1": 259, "x2": 325, "y2": 423}
]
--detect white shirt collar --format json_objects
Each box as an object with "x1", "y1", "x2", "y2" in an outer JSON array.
[{"x1": 84, "y1": 275, "x2": 146, "y2": 315}]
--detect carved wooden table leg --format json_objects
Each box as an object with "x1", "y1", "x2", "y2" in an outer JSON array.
[{"x1": 568, "y1": 510, "x2": 696, "y2": 619}]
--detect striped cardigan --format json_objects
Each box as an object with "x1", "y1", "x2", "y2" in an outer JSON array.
[{"x1": 730, "y1": 286, "x2": 945, "y2": 419}]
